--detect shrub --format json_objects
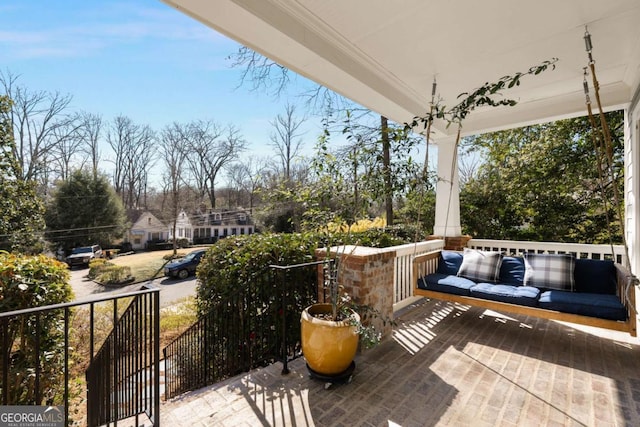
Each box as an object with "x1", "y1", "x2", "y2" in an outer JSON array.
[
  {"x1": 0, "y1": 252, "x2": 73, "y2": 404},
  {"x1": 88, "y1": 258, "x2": 109, "y2": 279},
  {"x1": 88, "y1": 259, "x2": 132, "y2": 284},
  {"x1": 341, "y1": 224, "x2": 428, "y2": 247},
  {"x1": 96, "y1": 265, "x2": 132, "y2": 285},
  {"x1": 196, "y1": 228, "x2": 420, "y2": 313},
  {"x1": 197, "y1": 233, "x2": 318, "y2": 313},
  {"x1": 195, "y1": 233, "x2": 318, "y2": 375},
  {"x1": 309, "y1": 224, "x2": 424, "y2": 249},
  {"x1": 194, "y1": 229, "x2": 420, "y2": 373}
]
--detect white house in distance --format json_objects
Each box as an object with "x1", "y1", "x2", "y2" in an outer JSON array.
[
  {"x1": 170, "y1": 210, "x2": 193, "y2": 243},
  {"x1": 126, "y1": 211, "x2": 169, "y2": 250},
  {"x1": 168, "y1": 208, "x2": 255, "y2": 245},
  {"x1": 126, "y1": 208, "x2": 255, "y2": 250}
]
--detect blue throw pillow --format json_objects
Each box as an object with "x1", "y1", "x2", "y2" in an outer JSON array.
[
  {"x1": 573, "y1": 259, "x2": 616, "y2": 294},
  {"x1": 499, "y1": 256, "x2": 525, "y2": 285},
  {"x1": 437, "y1": 251, "x2": 463, "y2": 275}
]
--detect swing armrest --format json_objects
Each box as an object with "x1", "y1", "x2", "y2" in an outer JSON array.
[
  {"x1": 615, "y1": 264, "x2": 637, "y2": 315},
  {"x1": 412, "y1": 251, "x2": 441, "y2": 285}
]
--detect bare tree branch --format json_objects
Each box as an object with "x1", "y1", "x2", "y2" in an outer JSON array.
[
  {"x1": 0, "y1": 70, "x2": 74, "y2": 183},
  {"x1": 269, "y1": 103, "x2": 305, "y2": 181},
  {"x1": 184, "y1": 120, "x2": 247, "y2": 208},
  {"x1": 226, "y1": 156, "x2": 268, "y2": 214},
  {"x1": 160, "y1": 122, "x2": 189, "y2": 253},
  {"x1": 106, "y1": 115, "x2": 157, "y2": 209},
  {"x1": 78, "y1": 112, "x2": 103, "y2": 179},
  {"x1": 228, "y1": 46, "x2": 290, "y2": 97}
]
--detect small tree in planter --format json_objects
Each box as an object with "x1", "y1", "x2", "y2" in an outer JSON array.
[{"x1": 296, "y1": 133, "x2": 391, "y2": 380}]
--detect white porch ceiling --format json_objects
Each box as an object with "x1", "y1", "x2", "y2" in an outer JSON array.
[{"x1": 163, "y1": 0, "x2": 640, "y2": 138}]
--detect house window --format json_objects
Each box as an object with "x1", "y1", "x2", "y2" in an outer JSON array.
[
  {"x1": 148, "y1": 217, "x2": 152, "y2": 225},
  {"x1": 209, "y1": 212, "x2": 222, "y2": 225},
  {"x1": 195, "y1": 228, "x2": 208, "y2": 238},
  {"x1": 223, "y1": 228, "x2": 228, "y2": 237},
  {"x1": 240, "y1": 227, "x2": 245, "y2": 235},
  {"x1": 214, "y1": 229, "x2": 219, "y2": 237},
  {"x1": 231, "y1": 228, "x2": 237, "y2": 235},
  {"x1": 134, "y1": 237, "x2": 141, "y2": 244},
  {"x1": 150, "y1": 232, "x2": 162, "y2": 241}
]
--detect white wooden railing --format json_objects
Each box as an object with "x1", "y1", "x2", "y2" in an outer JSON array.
[
  {"x1": 468, "y1": 239, "x2": 628, "y2": 268},
  {"x1": 391, "y1": 238, "x2": 628, "y2": 313}
]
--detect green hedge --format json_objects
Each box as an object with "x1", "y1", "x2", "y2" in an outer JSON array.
[
  {"x1": 197, "y1": 233, "x2": 318, "y2": 314},
  {"x1": 196, "y1": 227, "x2": 421, "y2": 308},
  {"x1": 191, "y1": 228, "x2": 420, "y2": 378},
  {"x1": 0, "y1": 252, "x2": 73, "y2": 404}
]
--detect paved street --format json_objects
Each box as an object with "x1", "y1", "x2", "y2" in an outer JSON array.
[{"x1": 68, "y1": 267, "x2": 197, "y2": 307}]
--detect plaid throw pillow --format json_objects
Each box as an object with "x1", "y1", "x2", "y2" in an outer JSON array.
[
  {"x1": 457, "y1": 249, "x2": 503, "y2": 283},
  {"x1": 524, "y1": 253, "x2": 575, "y2": 291}
]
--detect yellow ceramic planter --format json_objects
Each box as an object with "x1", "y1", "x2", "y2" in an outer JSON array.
[{"x1": 300, "y1": 303, "x2": 360, "y2": 375}]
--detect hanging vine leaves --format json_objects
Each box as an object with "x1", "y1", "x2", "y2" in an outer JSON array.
[{"x1": 405, "y1": 58, "x2": 558, "y2": 131}]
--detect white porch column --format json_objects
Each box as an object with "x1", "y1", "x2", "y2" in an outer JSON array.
[
  {"x1": 433, "y1": 136, "x2": 462, "y2": 237},
  {"x1": 626, "y1": 100, "x2": 640, "y2": 335},
  {"x1": 624, "y1": 107, "x2": 638, "y2": 274}
]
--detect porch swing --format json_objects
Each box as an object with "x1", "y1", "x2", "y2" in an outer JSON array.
[{"x1": 411, "y1": 28, "x2": 638, "y2": 336}]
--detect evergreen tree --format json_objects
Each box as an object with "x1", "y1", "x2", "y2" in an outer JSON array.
[
  {"x1": 0, "y1": 95, "x2": 46, "y2": 253},
  {"x1": 46, "y1": 170, "x2": 126, "y2": 250}
]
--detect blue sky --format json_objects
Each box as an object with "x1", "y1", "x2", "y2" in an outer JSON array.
[{"x1": 0, "y1": 0, "x2": 323, "y2": 161}]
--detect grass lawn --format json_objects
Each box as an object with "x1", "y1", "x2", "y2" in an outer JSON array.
[
  {"x1": 160, "y1": 297, "x2": 198, "y2": 346},
  {"x1": 108, "y1": 249, "x2": 190, "y2": 282}
]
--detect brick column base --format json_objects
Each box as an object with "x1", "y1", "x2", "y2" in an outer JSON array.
[
  {"x1": 315, "y1": 246, "x2": 395, "y2": 340},
  {"x1": 427, "y1": 235, "x2": 472, "y2": 251}
]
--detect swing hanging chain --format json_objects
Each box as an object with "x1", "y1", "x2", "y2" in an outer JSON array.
[
  {"x1": 444, "y1": 126, "x2": 462, "y2": 240},
  {"x1": 583, "y1": 26, "x2": 633, "y2": 274},
  {"x1": 584, "y1": 69, "x2": 616, "y2": 254},
  {"x1": 420, "y1": 77, "x2": 438, "y2": 185},
  {"x1": 413, "y1": 76, "x2": 438, "y2": 256}
]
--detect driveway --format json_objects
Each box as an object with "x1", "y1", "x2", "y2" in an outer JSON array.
[{"x1": 69, "y1": 267, "x2": 198, "y2": 307}]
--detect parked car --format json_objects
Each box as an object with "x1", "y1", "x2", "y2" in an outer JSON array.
[
  {"x1": 164, "y1": 249, "x2": 206, "y2": 279},
  {"x1": 66, "y1": 245, "x2": 103, "y2": 268}
]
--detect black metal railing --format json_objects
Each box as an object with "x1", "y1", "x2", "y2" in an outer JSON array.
[
  {"x1": 0, "y1": 285, "x2": 160, "y2": 427},
  {"x1": 163, "y1": 260, "x2": 324, "y2": 399},
  {"x1": 85, "y1": 286, "x2": 161, "y2": 426}
]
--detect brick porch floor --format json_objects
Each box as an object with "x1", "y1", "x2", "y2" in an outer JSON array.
[{"x1": 161, "y1": 298, "x2": 640, "y2": 426}]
